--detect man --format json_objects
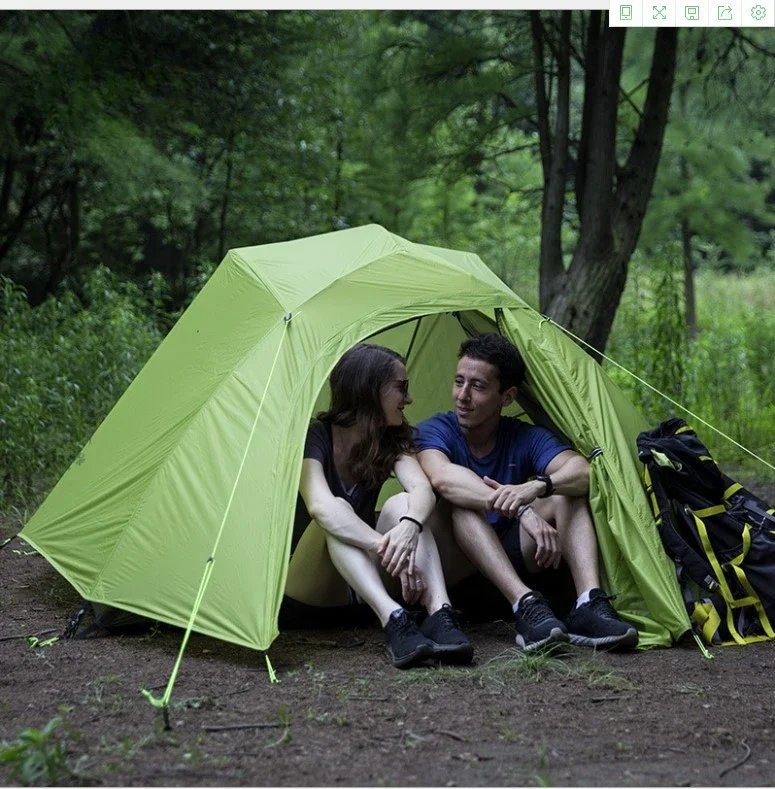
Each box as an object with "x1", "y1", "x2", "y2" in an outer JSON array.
[{"x1": 416, "y1": 333, "x2": 638, "y2": 651}]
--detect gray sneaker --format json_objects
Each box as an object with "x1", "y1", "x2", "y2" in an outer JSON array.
[
  {"x1": 383, "y1": 609, "x2": 436, "y2": 668},
  {"x1": 513, "y1": 591, "x2": 570, "y2": 651},
  {"x1": 565, "y1": 589, "x2": 639, "y2": 650},
  {"x1": 420, "y1": 604, "x2": 474, "y2": 665}
]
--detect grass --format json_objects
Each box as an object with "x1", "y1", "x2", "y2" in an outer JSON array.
[
  {"x1": 393, "y1": 645, "x2": 638, "y2": 691},
  {"x1": 533, "y1": 745, "x2": 554, "y2": 787},
  {"x1": 264, "y1": 704, "x2": 293, "y2": 749},
  {"x1": 82, "y1": 675, "x2": 125, "y2": 716},
  {"x1": 577, "y1": 656, "x2": 641, "y2": 692}
]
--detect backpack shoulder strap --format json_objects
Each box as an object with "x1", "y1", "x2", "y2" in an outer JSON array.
[{"x1": 642, "y1": 462, "x2": 720, "y2": 594}]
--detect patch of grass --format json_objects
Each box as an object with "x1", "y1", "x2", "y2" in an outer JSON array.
[
  {"x1": 82, "y1": 675, "x2": 125, "y2": 715},
  {"x1": 675, "y1": 682, "x2": 707, "y2": 699},
  {"x1": 0, "y1": 707, "x2": 76, "y2": 786},
  {"x1": 181, "y1": 734, "x2": 208, "y2": 768},
  {"x1": 264, "y1": 704, "x2": 292, "y2": 749},
  {"x1": 96, "y1": 733, "x2": 154, "y2": 773},
  {"x1": 498, "y1": 725, "x2": 525, "y2": 744},
  {"x1": 533, "y1": 745, "x2": 554, "y2": 787},
  {"x1": 306, "y1": 707, "x2": 328, "y2": 723},
  {"x1": 395, "y1": 647, "x2": 572, "y2": 687},
  {"x1": 574, "y1": 654, "x2": 640, "y2": 692},
  {"x1": 483, "y1": 648, "x2": 572, "y2": 685},
  {"x1": 607, "y1": 265, "x2": 775, "y2": 481}
]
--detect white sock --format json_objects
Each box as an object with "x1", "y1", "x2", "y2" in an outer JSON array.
[
  {"x1": 576, "y1": 589, "x2": 593, "y2": 608},
  {"x1": 512, "y1": 592, "x2": 531, "y2": 614}
]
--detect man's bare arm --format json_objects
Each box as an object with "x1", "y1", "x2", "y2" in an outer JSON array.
[
  {"x1": 418, "y1": 449, "x2": 493, "y2": 510},
  {"x1": 484, "y1": 449, "x2": 590, "y2": 519},
  {"x1": 543, "y1": 450, "x2": 590, "y2": 497}
]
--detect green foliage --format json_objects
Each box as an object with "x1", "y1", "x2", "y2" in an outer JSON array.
[
  {"x1": 641, "y1": 30, "x2": 775, "y2": 273},
  {"x1": 608, "y1": 248, "x2": 687, "y2": 421},
  {"x1": 0, "y1": 269, "x2": 163, "y2": 508},
  {"x1": 608, "y1": 265, "x2": 775, "y2": 480},
  {"x1": 0, "y1": 708, "x2": 74, "y2": 786}
]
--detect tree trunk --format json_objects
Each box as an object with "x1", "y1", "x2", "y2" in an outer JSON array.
[
  {"x1": 532, "y1": 11, "x2": 570, "y2": 310},
  {"x1": 678, "y1": 84, "x2": 696, "y2": 339},
  {"x1": 681, "y1": 216, "x2": 696, "y2": 339},
  {"x1": 544, "y1": 23, "x2": 678, "y2": 354},
  {"x1": 575, "y1": 11, "x2": 601, "y2": 224},
  {"x1": 218, "y1": 135, "x2": 235, "y2": 262}
]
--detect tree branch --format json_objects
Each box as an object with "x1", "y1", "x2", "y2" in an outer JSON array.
[{"x1": 732, "y1": 29, "x2": 775, "y2": 59}]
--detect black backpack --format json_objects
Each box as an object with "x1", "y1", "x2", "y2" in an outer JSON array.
[{"x1": 637, "y1": 417, "x2": 775, "y2": 646}]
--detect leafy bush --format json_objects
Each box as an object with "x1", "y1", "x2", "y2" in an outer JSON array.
[
  {"x1": 607, "y1": 261, "x2": 775, "y2": 481},
  {"x1": 0, "y1": 268, "x2": 164, "y2": 509}
]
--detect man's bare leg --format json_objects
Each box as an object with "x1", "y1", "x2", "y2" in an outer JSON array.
[
  {"x1": 427, "y1": 500, "x2": 532, "y2": 607},
  {"x1": 527, "y1": 496, "x2": 599, "y2": 596},
  {"x1": 526, "y1": 496, "x2": 638, "y2": 649}
]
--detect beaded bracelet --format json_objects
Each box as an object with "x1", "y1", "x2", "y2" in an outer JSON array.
[{"x1": 516, "y1": 504, "x2": 531, "y2": 522}]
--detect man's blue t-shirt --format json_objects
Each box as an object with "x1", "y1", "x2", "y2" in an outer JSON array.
[{"x1": 415, "y1": 412, "x2": 571, "y2": 535}]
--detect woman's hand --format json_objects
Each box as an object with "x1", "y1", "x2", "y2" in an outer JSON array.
[
  {"x1": 399, "y1": 566, "x2": 426, "y2": 605},
  {"x1": 377, "y1": 519, "x2": 420, "y2": 576}
]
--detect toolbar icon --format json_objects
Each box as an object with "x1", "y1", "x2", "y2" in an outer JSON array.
[
  {"x1": 717, "y1": 4, "x2": 733, "y2": 19},
  {"x1": 751, "y1": 4, "x2": 767, "y2": 19},
  {"x1": 685, "y1": 5, "x2": 700, "y2": 18},
  {"x1": 620, "y1": 3, "x2": 633, "y2": 18},
  {"x1": 653, "y1": 4, "x2": 668, "y2": 18}
]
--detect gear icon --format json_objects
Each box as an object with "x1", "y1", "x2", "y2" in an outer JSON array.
[{"x1": 751, "y1": 4, "x2": 767, "y2": 20}]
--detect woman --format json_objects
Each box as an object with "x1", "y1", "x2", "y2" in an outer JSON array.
[{"x1": 284, "y1": 343, "x2": 472, "y2": 669}]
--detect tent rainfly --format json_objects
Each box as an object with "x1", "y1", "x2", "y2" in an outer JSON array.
[{"x1": 21, "y1": 225, "x2": 691, "y2": 665}]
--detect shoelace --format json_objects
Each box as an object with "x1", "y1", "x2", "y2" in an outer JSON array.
[
  {"x1": 589, "y1": 593, "x2": 619, "y2": 620},
  {"x1": 520, "y1": 595, "x2": 554, "y2": 626},
  {"x1": 436, "y1": 606, "x2": 463, "y2": 634},
  {"x1": 390, "y1": 612, "x2": 414, "y2": 635}
]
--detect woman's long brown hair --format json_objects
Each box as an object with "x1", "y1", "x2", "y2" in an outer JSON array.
[{"x1": 318, "y1": 343, "x2": 414, "y2": 489}]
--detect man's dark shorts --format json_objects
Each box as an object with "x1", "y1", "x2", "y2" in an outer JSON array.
[
  {"x1": 448, "y1": 517, "x2": 576, "y2": 621},
  {"x1": 497, "y1": 518, "x2": 529, "y2": 578}
]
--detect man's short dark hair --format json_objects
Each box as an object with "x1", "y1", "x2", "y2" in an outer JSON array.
[{"x1": 458, "y1": 333, "x2": 525, "y2": 392}]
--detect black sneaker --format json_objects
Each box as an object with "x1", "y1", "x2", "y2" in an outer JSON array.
[
  {"x1": 420, "y1": 604, "x2": 474, "y2": 665},
  {"x1": 383, "y1": 609, "x2": 436, "y2": 669},
  {"x1": 565, "y1": 588, "x2": 639, "y2": 650},
  {"x1": 513, "y1": 591, "x2": 569, "y2": 651}
]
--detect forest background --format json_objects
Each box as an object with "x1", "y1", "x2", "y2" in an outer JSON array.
[{"x1": 2, "y1": 10, "x2": 775, "y2": 513}]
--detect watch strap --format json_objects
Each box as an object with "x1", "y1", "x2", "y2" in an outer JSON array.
[{"x1": 536, "y1": 473, "x2": 554, "y2": 498}]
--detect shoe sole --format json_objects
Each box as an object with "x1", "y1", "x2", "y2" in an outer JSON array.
[
  {"x1": 515, "y1": 627, "x2": 570, "y2": 652},
  {"x1": 568, "y1": 629, "x2": 639, "y2": 650},
  {"x1": 388, "y1": 643, "x2": 436, "y2": 669},
  {"x1": 430, "y1": 642, "x2": 474, "y2": 665}
]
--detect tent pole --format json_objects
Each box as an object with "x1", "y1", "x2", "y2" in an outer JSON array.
[{"x1": 141, "y1": 315, "x2": 292, "y2": 725}]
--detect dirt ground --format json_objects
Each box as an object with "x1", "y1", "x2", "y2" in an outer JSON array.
[{"x1": 3, "y1": 472, "x2": 775, "y2": 788}]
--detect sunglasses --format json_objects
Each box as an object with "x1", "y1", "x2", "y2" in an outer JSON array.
[{"x1": 393, "y1": 379, "x2": 410, "y2": 397}]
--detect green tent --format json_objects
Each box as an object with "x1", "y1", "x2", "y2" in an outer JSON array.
[{"x1": 21, "y1": 224, "x2": 690, "y2": 655}]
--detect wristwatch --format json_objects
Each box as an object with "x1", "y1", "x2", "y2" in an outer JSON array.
[{"x1": 536, "y1": 473, "x2": 554, "y2": 498}]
